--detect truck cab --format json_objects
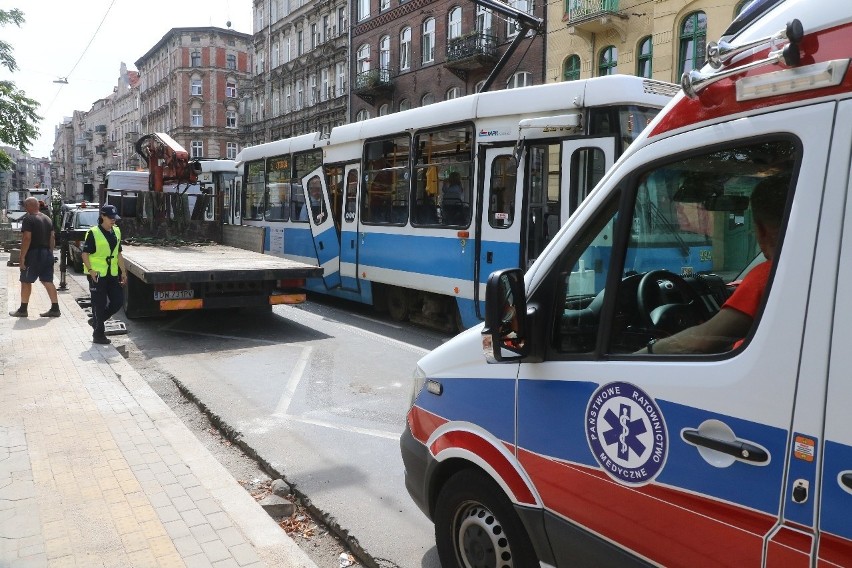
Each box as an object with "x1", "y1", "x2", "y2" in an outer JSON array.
[{"x1": 401, "y1": 0, "x2": 852, "y2": 566}]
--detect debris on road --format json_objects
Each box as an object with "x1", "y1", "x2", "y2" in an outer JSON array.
[{"x1": 338, "y1": 552, "x2": 356, "y2": 567}]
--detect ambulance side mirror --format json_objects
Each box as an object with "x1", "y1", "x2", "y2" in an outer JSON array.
[{"x1": 483, "y1": 269, "x2": 528, "y2": 363}]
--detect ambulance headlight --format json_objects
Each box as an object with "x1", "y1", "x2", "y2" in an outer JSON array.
[{"x1": 409, "y1": 364, "x2": 427, "y2": 408}]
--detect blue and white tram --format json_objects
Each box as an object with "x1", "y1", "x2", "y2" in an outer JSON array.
[{"x1": 236, "y1": 75, "x2": 686, "y2": 330}]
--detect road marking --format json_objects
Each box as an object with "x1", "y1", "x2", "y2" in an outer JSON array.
[
  {"x1": 274, "y1": 346, "x2": 313, "y2": 416},
  {"x1": 285, "y1": 415, "x2": 401, "y2": 440}
]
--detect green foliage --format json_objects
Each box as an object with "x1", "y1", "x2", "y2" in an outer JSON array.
[
  {"x1": 0, "y1": 9, "x2": 24, "y2": 73},
  {"x1": 0, "y1": 8, "x2": 41, "y2": 170}
]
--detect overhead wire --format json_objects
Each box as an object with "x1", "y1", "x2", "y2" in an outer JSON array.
[{"x1": 42, "y1": 0, "x2": 118, "y2": 115}]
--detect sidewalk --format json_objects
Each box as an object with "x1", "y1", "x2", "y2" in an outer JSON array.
[{"x1": 0, "y1": 255, "x2": 318, "y2": 568}]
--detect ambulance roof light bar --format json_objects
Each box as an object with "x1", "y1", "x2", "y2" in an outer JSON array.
[{"x1": 681, "y1": 18, "x2": 803, "y2": 99}]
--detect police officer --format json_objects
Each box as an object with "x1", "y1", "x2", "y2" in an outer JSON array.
[{"x1": 82, "y1": 205, "x2": 127, "y2": 345}]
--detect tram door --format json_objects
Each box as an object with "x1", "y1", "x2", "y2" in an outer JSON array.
[
  {"x1": 521, "y1": 137, "x2": 616, "y2": 269},
  {"x1": 301, "y1": 167, "x2": 341, "y2": 288},
  {"x1": 476, "y1": 146, "x2": 523, "y2": 316},
  {"x1": 338, "y1": 165, "x2": 360, "y2": 291},
  {"x1": 228, "y1": 176, "x2": 242, "y2": 225}
]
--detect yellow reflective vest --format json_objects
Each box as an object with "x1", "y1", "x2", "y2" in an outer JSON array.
[{"x1": 83, "y1": 225, "x2": 122, "y2": 277}]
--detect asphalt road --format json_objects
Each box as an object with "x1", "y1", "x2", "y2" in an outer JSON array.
[{"x1": 109, "y1": 291, "x2": 452, "y2": 568}]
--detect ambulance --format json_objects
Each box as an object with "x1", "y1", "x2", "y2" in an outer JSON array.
[{"x1": 400, "y1": 0, "x2": 852, "y2": 566}]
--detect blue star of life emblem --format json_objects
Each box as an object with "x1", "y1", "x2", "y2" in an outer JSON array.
[{"x1": 585, "y1": 382, "x2": 668, "y2": 486}]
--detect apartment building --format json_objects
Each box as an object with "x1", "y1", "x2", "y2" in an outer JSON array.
[
  {"x1": 135, "y1": 27, "x2": 251, "y2": 160},
  {"x1": 246, "y1": 0, "x2": 350, "y2": 146},
  {"x1": 547, "y1": 0, "x2": 748, "y2": 85},
  {"x1": 350, "y1": 0, "x2": 545, "y2": 120},
  {"x1": 51, "y1": 64, "x2": 141, "y2": 202}
]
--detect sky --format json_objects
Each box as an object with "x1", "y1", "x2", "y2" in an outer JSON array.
[{"x1": 1, "y1": 0, "x2": 253, "y2": 159}]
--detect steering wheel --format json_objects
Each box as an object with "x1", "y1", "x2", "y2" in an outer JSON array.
[{"x1": 637, "y1": 269, "x2": 704, "y2": 333}]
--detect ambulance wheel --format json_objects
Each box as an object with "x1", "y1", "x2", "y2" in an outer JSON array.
[{"x1": 434, "y1": 469, "x2": 537, "y2": 568}]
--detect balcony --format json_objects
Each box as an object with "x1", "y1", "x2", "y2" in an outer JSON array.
[
  {"x1": 446, "y1": 33, "x2": 498, "y2": 71},
  {"x1": 75, "y1": 138, "x2": 88, "y2": 147},
  {"x1": 566, "y1": 0, "x2": 626, "y2": 36},
  {"x1": 353, "y1": 68, "x2": 393, "y2": 102}
]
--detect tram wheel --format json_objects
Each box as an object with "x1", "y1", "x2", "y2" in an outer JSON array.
[{"x1": 386, "y1": 286, "x2": 410, "y2": 321}]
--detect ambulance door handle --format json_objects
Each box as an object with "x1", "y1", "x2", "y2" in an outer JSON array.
[
  {"x1": 841, "y1": 472, "x2": 852, "y2": 490},
  {"x1": 682, "y1": 429, "x2": 769, "y2": 464}
]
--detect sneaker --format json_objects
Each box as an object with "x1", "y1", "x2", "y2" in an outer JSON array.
[
  {"x1": 40, "y1": 309, "x2": 61, "y2": 317},
  {"x1": 92, "y1": 335, "x2": 111, "y2": 345},
  {"x1": 9, "y1": 309, "x2": 28, "y2": 317}
]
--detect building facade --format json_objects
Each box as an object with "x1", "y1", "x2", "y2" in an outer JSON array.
[
  {"x1": 51, "y1": 64, "x2": 142, "y2": 202},
  {"x1": 547, "y1": 0, "x2": 748, "y2": 85},
  {"x1": 246, "y1": 0, "x2": 350, "y2": 146},
  {"x1": 135, "y1": 27, "x2": 252, "y2": 161},
  {"x1": 349, "y1": 0, "x2": 545, "y2": 121}
]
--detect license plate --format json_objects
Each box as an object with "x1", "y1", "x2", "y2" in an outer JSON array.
[{"x1": 154, "y1": 290, "x2": 195, "y2": 300}]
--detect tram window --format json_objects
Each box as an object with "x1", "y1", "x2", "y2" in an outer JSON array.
[
  {"x1": 618, "y1": 106, "x2": 659, "y2": 151},
  {"x1": 291, "y1": 183, "x2": 307, "y2": 222},
  {"x1": 266, "y1": 183, "x2": 290, "y2": 221},
  {"x1": 362, "y1": 136, "x2": 410, "y2": 224},
  {"x1": 488, "y1": 155, "x2": 516, "y2": 229},
  {"x1": 524, "y1": 143, "x2": 562, "y2": 269},
  {"x1": 266, "y1": 154, "x2": 291, "y2": 221},
  {"x1": 344, "y1": 169, "x2": 358, "y2": 223},
  {"x1": 569, "y1": 147, "x2": 606, "y2": 212},
  {"x1": 325, "y1": 164, "x2": 344, "y2": 232},
  {"x1": 293, "y1": 150, "x2": 323, "y2": 179},
  {"x1": 412, "y1": 124, "x2": 473, "y2": 227},
  {"x1": 245, "y1": 160, "x2": 265, "y2": 220}
]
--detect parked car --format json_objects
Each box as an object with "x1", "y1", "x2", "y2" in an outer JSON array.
[{"x1": 60, "y1": 203, "x2": 100, "y2": 272}]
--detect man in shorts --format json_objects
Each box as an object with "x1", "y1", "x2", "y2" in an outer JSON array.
[{"x1": 9, "y1": 197, "x2": 61, "y2": 318}]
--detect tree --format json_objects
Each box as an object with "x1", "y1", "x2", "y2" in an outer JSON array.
[{"x1": 0, "y1": 8, "x2": 40, "y2": 171}]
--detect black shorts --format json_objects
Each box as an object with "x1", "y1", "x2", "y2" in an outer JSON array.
[{"x1": 20, "y1": 248, "x2": 54, "y2": 283}]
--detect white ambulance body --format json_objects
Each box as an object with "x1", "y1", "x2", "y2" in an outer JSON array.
[{"x1": 401, "y1": 0, "x2": 852, "y2": 566}]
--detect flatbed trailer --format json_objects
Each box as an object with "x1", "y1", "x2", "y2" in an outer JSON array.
[{"x1": 122, "y1": 244, "x2": 322, "y2": 318}]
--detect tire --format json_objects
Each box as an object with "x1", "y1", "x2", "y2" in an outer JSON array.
[{"x1": 434, "y1": 469, "x2": 538, "y2": 568}]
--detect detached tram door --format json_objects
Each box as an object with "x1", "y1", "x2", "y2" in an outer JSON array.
[
  {"x1": 301, "y1": 167, "x2": 342, "y2": 288},
  {"x1": 521, "y1": 137, "x2": 615, "y2": 269}
]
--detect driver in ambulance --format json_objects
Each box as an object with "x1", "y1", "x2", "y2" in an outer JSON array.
[{"x1": 641, "y1": 174, "x2": 789, "y2": 355}]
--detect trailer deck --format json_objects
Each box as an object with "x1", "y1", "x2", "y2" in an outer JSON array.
[{"x1": 122, "y1": 244, "x2": 322, "y2": 284}]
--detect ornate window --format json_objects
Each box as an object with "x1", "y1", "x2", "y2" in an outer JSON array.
[
  {"x1": 563, "y1": 54, "x2": 580, "y2": 81},
  {"x1": 422, "y1": 18, "x2": 435, "y2": 64},
  {"x1": 637, "y1": 36, "x2": 653, "y2": 78},
  {"x1": 598, "y1": 45, "x2": 618, "y2": 76},
  {"x1": 448, "y1": 7, "x2": 462, "y2": 40},
  {"x1": 679, "y1": 11, "x2": 707, "y2": 75},
  {"x1": 400, "y1": 27, "x2": 411, "y2": 70},
  {"x1": 507, "y1": 72, "x2": 532, "y2": 88}
]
